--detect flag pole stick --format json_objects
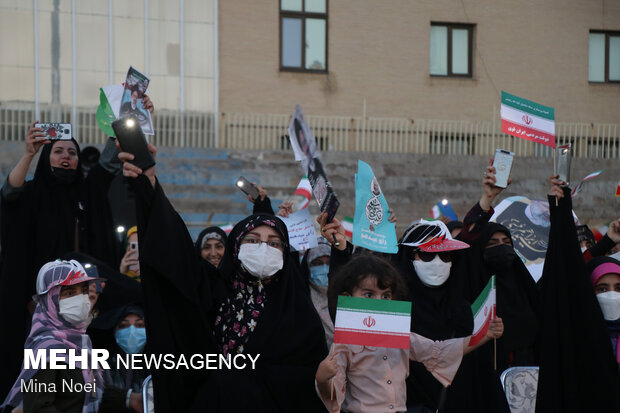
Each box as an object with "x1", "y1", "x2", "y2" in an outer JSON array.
[
  {"x1": 553, "y1": 147, "x2": 558, "y2": 207},
  {"x1": 494, "y1": 339, "x2": 497, "y2": 371},
  {"x1": 330, "y1": 379, "x2": 334, "y2": 400}
]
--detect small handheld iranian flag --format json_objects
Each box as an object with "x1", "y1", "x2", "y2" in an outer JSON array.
[
  {"x1": 334, "y1": 296, "x2": 411, "y2": 349},
  {"x1": 293, "y1": 176, "x2": 312, "y2": 209},
  {"x1": 572, "y1": 170, "x2": 603, "y2": 198},
  {"x1": 469, "y1": 276, "x2": 496, "y2": 346},
  {"x1": 342, "y1": 216, "x2": 354, "y2": 239},
  {"x1": 616, "y1": 182, "x2": 620, "y2": 197},
  {"x1": 501, "y1": 91, "x2": 555, "y2": 148}
]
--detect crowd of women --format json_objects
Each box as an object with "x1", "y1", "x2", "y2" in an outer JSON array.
[{"x1": 1, "y1": 98, "x2": 619, "y2": 413}]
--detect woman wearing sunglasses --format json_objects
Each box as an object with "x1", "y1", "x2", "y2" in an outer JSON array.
[{"x1": 393, "y1": 220, "x2": 481, "y2": 413}]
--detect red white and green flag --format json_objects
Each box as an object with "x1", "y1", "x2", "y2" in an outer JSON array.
[
  {"x1": 469, "y1": 276, "x2": 496, "y2": 346},
  {"x1": 572, "y1": 170, "x2": 603, "y2": 198},
  {"x1": 501, "y1": 91, "x2": 555, "y2": 148},
  {"x1": 342, "y1": 216, "x2": 354, "y2": 239},
  {"x1": 293, "y1": 176, "x2": 312, "y2": 209},
  {"x1": 334, "y1": 296, "x2": 411, "y2": 349},
  {"x1": 219, "y1": 223, "x2": 233, "y2": 234}
]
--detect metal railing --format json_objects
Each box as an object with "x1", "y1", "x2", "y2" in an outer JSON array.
[{"x1": 1, "y1": 101, "x2": 618, "y2": 158}]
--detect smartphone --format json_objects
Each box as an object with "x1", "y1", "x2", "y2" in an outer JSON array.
[
  {"x1": 492, "y1": 149, "x2": 515, "y2": 188},
  {"x1": 555, "y1": 144, "x2": 572, "y2": 186},
  {"x1": 235, "y1": 176, "x2": 260, "y2": 200},
  {"x1": 35, "y1": 123, "x2": 72, "y2": 140},
  {"x1": 130, "y1": 241, "x2": 138, "y2": 251},
  {"x1": 112, "y1": 115, "x2": 155, "y2": 171}
]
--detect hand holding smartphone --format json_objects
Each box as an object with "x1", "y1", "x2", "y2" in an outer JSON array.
[
  {"x1": 555, "y1": 144, "x2": 571, "y2": 186},
  {"x1": 492, "y1": 149, "x2": 515, "y2": 188},
  {"x1": 235, "y1": 176, "x2": 260, "y2": 200},
  {"x1": 112, "y1": 115, "x2": 155, "y2": 171}
]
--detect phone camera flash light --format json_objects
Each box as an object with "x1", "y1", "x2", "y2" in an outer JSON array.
[
  {"x1": 116, "y1": 226, "x2": 126, "y2": 234},
  {"x1": 237, "y1": 181, "x2": 244, "y2": 187},
  {"x1": 441, "y1": 199, "x2": 448, "y2": 206},
  {"x1": 126, "y1": 119, "x2": 136, "y2": 128},
  {"x1": 84, "y1": 264, "x2": 92, "y2": 269}
]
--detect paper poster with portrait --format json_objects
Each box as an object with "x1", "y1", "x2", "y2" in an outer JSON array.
[
  {"x1": 490, "y1": 196, "x2": 579, "y2": 282},
  {"x1": 352, "y1": 161, "x2": 398, "y2": 254},
  {"x1": 288, "y1": 104, "x2": 340, "y2": 222},
  {"x1": 119, "y1": 66, "x2": 154, "y2": 135},
  {"x1": 307, "y1": 156, "x2": 340, "y2": 223},
  {"x1": 287, "y1": 104, "x2": 319, "y2": 168}
]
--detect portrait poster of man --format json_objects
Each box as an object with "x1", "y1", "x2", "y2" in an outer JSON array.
[
  {"x1": 288, "y1": 104, "x2": 339, "y2": 222},
  {"x1": 119, "y1": 66, "x2": 154, "y2": 135},
  {"x1": 490, "y1": 196, "x2": 579, "y2": 282}
]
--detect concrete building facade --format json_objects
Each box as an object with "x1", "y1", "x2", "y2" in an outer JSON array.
[
  {"x1": 0, "y1": 0, "x2": 216, "y2": 113},
  {"x1": 219, "y1": 0, "x2": 620, "y2": 124}
]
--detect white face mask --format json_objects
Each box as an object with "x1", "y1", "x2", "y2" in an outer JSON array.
[
  {"x1": 238, "y1": 243, "x2": 283, "y2": 279},
  {"x1": 597, "y1": 291, "x2": 620, "y2": 321},
  {"x1": 413, "y1": 255, "x2": 452, "y2": 287},
  {"x1": 59, "y1": 294, "x2": 91, "y2": 326}
]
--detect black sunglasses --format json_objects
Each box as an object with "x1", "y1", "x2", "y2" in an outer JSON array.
[{"x1": 414, "y1": 250, "x2": 452, "y2": 263}]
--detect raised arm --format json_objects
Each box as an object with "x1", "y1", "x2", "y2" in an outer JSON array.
[
  {"x1": 460, "y1": 157, "x2": 510, "y2": 243},
  {"x1": 6, "y1": 122, "x2": 49, "y2": 189}
]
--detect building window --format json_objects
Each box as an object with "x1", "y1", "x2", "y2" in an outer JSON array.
[
  {"x1": 430, "y1": 23, "x2": 473, "y2": 77},
  {"x1": 589, "y1": 30, "x2": 620, "y2": 83},
  {"x1": 280, "y1": 0, "x2": 328, "y2": 72}
]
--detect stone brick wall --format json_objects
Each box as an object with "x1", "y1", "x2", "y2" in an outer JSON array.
[{"x1": 1, "y1": 141, "x2": 618, "y2": 238}]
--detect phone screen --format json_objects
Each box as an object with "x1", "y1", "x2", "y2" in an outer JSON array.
[{"x1": 492, "y1": 149, "x2": 514, "y2": 188}]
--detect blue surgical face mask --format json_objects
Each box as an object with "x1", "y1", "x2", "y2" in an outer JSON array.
[
  {"x1": 309, "y1": 264, "x2": 330, "y2": 287},
  {"x1": 115, "y1": 325, "x2": 147, "y2": 354}
]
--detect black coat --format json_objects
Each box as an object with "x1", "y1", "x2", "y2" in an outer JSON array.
[
  {"x1": 535, "y1": 188, "x2": 620, "y2": 412},
  {"x1": 0, "y1": 141, "x2": 118, "y2": 400},
  {"x1": 132, "y1": 175, "x2": 327, "y2": 413}
]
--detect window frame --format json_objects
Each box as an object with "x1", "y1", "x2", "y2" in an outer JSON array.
[
  {"x1": 279, "y1": 0, "x2": 329, "y2": 74},
  {"x1": 430, "y1": 22, "x2": 474, "y2": 78},
  {"x1": 589, "y1": 29, "x2": 620, "y2": 84}
]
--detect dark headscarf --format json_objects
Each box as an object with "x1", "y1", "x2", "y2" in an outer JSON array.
[
  {"x1": 392, "y1": 223, "x2": 474, "y2": 411},
  {"x1": 474, "y1": 223, "x2": 540, "y2": 365},
  {"x1": 0, "y1": 140, "x2": 120, "y2": 400},
  {"x1": 392, "y1": 225, "x2": 473, "y2": 340},
  {"x1": 213, "y1": 215, "x2": 285, "y2": 355},
  {"x1": 194, "y1": 226, "x2": 228, "y2": 256},
  {"x1": 203, "y1": 214, "x2": 327, "y2": 411},
  {"x1": 453, "y1": 222, "x2": 540, "y2": 413},
  {"x1": 131, "y1": 175, "x2": 326, "y2": 412}
]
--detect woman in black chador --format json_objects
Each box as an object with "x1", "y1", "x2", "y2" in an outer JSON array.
[{"x1": 121, "y1": 146, "x2": 328, "y2": 413}]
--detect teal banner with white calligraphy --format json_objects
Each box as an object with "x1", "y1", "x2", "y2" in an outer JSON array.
[{"x1": 352, "y1": 161, "x2": 398, "y2": 254}]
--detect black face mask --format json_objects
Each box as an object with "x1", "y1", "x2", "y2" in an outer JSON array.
[
  {"x1": 51, "y1": 167, "x2": 78, "y2": 185},
  {"x1": 483, "y1": 244, "x2": 516, "y2": 271}
]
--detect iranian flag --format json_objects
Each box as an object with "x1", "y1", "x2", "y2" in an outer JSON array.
[
  {"x1": 293, "y1": 176, "x2": 312, "y2": 209},
  {"x1": 501, "y1": 91, "x2": 555, "y2": 148},
  {"x1": 334, "y1": 296, "x2": 411, "y2": 349},
  {"x1": 468, "y1": 276, "x2": 496, "y2": 346},
  {"x1": 219, "y1": 223, "x2": 233, "y2": 234},
  {"x1": 342, "y1": 216, "x2": 354, "y2": 239},
  {"x1": 572, "y1": 170, "x2": 604, "y2": 198},
  {"x1": 616, "y1": 182, "x2": 620, "y2": 197}
]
